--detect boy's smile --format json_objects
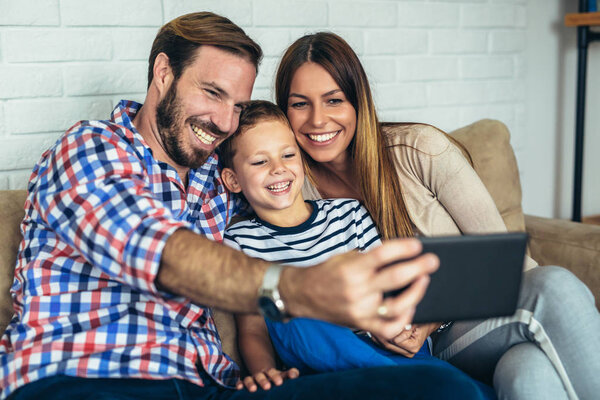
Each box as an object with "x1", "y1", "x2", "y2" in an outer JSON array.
[{"x1": 223, "y1": 119, "x2": 311, "y2": 227}]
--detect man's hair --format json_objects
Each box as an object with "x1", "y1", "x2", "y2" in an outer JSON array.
[
  {"x1": 147, "y1": 12, "x2": 263, "y2": 88},
  {"x1": 219, "y1": 100, "x2": 290, "y2": 170}
]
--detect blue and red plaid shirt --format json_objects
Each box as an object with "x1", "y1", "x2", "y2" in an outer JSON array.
[{"x1": 0, "y1": 100, "x2": 245, "y2": 399}]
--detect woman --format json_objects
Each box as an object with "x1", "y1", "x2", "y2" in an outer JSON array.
[{"x1": 275, "y1": 32, "x2": 600, "y2": 400}]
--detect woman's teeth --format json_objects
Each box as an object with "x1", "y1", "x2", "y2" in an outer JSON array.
[
  {"x1": 267, "y1": 181, "x2": 291, "y2": 192},
  {"x1": 192, "y1": 123, "x2": 216, "y2": 145},
  {"x1": 308, "y1": 131, "x2": 339, "y2": 142}
]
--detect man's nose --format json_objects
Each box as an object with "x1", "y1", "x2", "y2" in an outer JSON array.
[{"x1": 212, "y1": 103, "x2": 236, "y2": 135}]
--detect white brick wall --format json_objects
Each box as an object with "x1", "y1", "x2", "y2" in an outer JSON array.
[{"x1": 3, "y1": 0, "x2": 592, "y2": 218}]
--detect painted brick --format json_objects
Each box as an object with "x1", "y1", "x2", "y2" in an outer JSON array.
[
  {"x1": 490, "y1": 31, "x2": 526, "y2": 53},
  {"x1": 461, "y1": 5, "x2": 522, "y2": 28},
  {"x1": 0, "y1": 66, "x2": 63, "y2": 99},
  {"x1": 0, "y1": 103, "x2": 5, "y2": 135},
  {"x1": 365, "y1": 29, "x2": 428, "y2": 55},
  {"x1": 254, "y1": 57, "x2": 279, "y2": 90},
  {"x1": 0, "y1": 174, "x2": 8, "y2": 190},
  {"x1": 326, "y1": 29, "x2": 365, "y2": 55},
  {"x1": 0, "y1": 0, "x2": 59, "y2": 26},
  {"x1": 485, "y1": 81, "x2": 522, "y2": 103},
  {"x1": 8, "y1": 169, "x2": 35, "y2": 189},
  {"x1": 427, "y1": 82, "x2": 487, "y2": 106},
  {"x1": 374, "y1": 83, "x2": 427, "y2": 110},
  {"x1": 64, "y1": 63, "x2": 147, "y2": 96},
  {"x1": 61, "y1": 0, "x2": 162, "y2": 26},
  {"x1": 381, "y1": 107, "x2": 461, "y2": 132},
  {"x1": 329, "y1": 1, "x2": 396, "y2": 27},
  {"x1": 6, "y1": 98, "x2": 113, "y2": 135},
  {"x1": 459, "y1": 104, "x2": 515, "y2": 128},
  {"x1": 397, "y1": 3, "x2": 459, "y2": 27},
  {"x1": 163, "y1": 0, "x2": 253, "y2": 26},
  {"x1": 460, "y1": 56, "x2": 514, "y2": 79},
  {"x1": 113, "y1": 28, "x2": 159, "y2": 61},
  {"x1": 362, "y1": 58, "x2": 396, "y2": 84},
  {"x1": 0, "y1": 134, "x2": 61, "y2": 170},
  {"x1": 430, "y1": 30, "x2": 487, "y2": 54},
  {"x1": 5, "y1": 30, "x2": 112, "y2": 62},
  {"x1": 254, "y1": 1, "x2": 327, "y2": 27},
  {"x1": 251, "y1": 88, "x2": 273, "y2": 102},
  {"x1": 245, "y1": 28, "x2": 291, "y2": 57},
  {"x1": 397, "y1": 56, "x2": 459, "y2": 81}
]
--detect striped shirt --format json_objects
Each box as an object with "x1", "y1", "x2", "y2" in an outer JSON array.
[
  {"x1": 0, "y1": 100, "x2": 244, "y2": 399},
  {"x1": 223, "y1": 199, "x2": 381, "y2": 266}
]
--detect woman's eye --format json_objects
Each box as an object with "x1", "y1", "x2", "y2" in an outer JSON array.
[
  {"x1": 328, "y1": 98, "x2": 343, "y2": 105},
  {"x1": 289, "y1": 101, "x2": 307, "y2": 109}
]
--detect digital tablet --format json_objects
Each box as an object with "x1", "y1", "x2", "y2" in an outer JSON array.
[{"x1": 385, "y1": 232, "x2": 528, "y2": 324}]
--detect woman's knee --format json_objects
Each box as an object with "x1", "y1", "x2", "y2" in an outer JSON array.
[
  {"x1": 493, "y1": 343, "x2": 568, "y2": 400},
  {"x1": 523, "y1": 266, "x2": 594, "y2": 305}
]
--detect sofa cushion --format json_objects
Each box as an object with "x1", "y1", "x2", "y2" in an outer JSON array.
[
  {"x1": 450, "y1": 119, "x2": 526, "y2": 232},
  {"x1": 0, "y1": 190, "x2": 27, "y2": 335}
]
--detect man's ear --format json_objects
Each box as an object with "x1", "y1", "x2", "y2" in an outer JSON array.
[
  {"x1": 152, "y1": 52, "x2": 174, "y2": 96},
  {"x1": 222, "y1": 168, "x2": 242, "y2": 193}
]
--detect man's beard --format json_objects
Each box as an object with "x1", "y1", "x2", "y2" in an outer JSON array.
[{"x1": 155, "y1": 82, "x2": 222, "y2": 170}]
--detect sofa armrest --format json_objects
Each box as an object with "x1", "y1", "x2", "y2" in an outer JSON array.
[{"x1": 525, "y1": 214, "x2": 600, "y2": 306}]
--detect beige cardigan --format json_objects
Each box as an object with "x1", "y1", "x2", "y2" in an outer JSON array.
[{"x1": 302, "y1": 123, "x2": 537, "y2": 270}]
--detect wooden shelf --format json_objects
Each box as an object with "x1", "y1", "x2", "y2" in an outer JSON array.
[{"x1": 565, "y1": 12, "x2": 600, "y2": 27}]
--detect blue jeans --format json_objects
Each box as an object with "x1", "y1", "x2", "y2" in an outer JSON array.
[{"x1": 9, "y1": 365, "x2": 491, "y2": 400}]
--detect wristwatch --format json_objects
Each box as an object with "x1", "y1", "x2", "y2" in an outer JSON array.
[{"x1": 257, "y1": 264, "x2": 289, "y2": 322}]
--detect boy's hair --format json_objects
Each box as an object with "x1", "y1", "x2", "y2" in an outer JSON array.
[
  {"x1": 219, "y1": 100, "x2": 290, "y2": 170},
  {"x1": 148, "y1": 12, "x2": 263, "y2": 88}
]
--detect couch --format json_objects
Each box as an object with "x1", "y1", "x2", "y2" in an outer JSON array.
[{"x1": 1, "y1": 119, "x2": 599, "y2": 368}]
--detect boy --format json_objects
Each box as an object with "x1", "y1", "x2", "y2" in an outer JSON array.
[{"x1": 220, "y1": 101, "x2": 489, "y2": 396}]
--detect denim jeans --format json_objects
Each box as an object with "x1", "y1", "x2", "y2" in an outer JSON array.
[{"x1": 8, "y1": 364, "x2": 493, "y2": 400}]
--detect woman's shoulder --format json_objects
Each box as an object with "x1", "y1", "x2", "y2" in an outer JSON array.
[{"x1": 381, "y1": 122, "x2": 451, "y2": 156}]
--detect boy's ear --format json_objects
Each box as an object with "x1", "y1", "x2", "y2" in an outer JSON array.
[{"x1": 222, "y1": 168, "x2": 242, "y2": 193}]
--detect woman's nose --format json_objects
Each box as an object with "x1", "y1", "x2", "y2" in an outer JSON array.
[{"x1": 310, "y1": 104, "x2": 326, "y2": 127}]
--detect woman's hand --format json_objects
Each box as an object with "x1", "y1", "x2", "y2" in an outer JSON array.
[
  {"x1": 371, "y1": 322, "x2": 439, "y2": 358},
  {"x1": 236, "y1": 368, "x2": 300, "y2": 392}
]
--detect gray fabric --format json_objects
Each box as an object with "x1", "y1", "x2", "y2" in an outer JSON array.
[
  {"x1": 494, "y1": 343, "x2": 568, "y2": 400},
  {"x1": 432, "y1": 266, "x2": 600, "y2": 400}
]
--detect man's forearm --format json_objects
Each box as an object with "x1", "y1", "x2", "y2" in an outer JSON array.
[{"x1": 156, "y1": 228, "x2": 269, "y2": 313}]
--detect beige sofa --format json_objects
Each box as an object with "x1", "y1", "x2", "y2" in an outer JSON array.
[{"x1": 1, "y1": 119, "x2": 599, "y2": 368}]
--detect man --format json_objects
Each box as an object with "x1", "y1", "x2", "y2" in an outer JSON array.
[{"x1": 0, "y1": 12, "x2": 484, "y2": 400}]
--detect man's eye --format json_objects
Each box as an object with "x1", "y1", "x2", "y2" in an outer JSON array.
[{"x1": 205, "y1": 89, "x2": 219, "y2": 98}]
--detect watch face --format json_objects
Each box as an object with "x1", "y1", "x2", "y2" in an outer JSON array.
[{"x1": 258, "y1": 296, "x2": 283, "y2": 321}]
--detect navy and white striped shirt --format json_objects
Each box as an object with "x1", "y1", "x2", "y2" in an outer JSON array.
[{"x1": 223, "y1": 199, "x2": 381, "y2": 267}]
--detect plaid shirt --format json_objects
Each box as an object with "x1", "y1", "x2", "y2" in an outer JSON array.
[{"x1": 0, "y1": 100, "x2": 244, "y2": 399}]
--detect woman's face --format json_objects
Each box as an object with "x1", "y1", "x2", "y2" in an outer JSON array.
[{"x1": 286, "y1": 62, "x2": 357, "y2": 166}]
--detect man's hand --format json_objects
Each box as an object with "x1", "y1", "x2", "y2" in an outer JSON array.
[
  {"x1": 371, "y1": 322, "x2": 439, "y2": 358},
  {"x1": 236, "y1": 368, "x2": 300, "y2": 392},
  {"x1": 279, "y1": 238, "x2": 438, "y2": 340}
]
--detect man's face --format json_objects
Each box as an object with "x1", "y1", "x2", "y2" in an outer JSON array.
[{"x1": 156, "y1": 46, "x2": 256, "y2": 170}]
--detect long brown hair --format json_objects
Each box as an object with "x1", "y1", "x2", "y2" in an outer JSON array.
[
  {"x1": 275, "y1": 32, "x2": 413, "y2": 239},
  {"x1": 147, "y1": 12, "x2": 263, "y2": 88}
]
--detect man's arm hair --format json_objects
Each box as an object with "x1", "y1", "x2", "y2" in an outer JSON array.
[{"x1": 156, "y1": 228, "x2": 269, "y2": 313}]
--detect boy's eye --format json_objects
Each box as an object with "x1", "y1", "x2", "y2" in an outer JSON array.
[
  {"x1": 283, "y1": 153, "x2": 296, "y2": 159},
  {"x1": 250, "y1": 160, "x2": 266, "y2": 166}
]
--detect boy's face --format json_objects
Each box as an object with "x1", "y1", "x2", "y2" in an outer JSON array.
[{"x1": 223, "y1": 119, "x2": 306, "y2": 220}]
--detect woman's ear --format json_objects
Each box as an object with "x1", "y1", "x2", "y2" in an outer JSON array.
[
  {"x1": 152, "y1": 52, "x2": 174, "y2": 96},
  {"x1": 222, "y1": 168, "x2": 242, "y2": 193}
]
